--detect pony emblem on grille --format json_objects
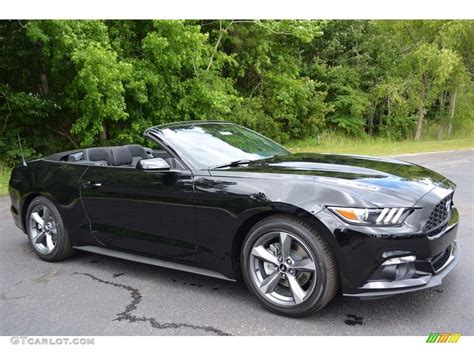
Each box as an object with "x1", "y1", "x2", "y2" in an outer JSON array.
[{"x1": 446, "y1": 200, "x2": 452, "y2": 213}]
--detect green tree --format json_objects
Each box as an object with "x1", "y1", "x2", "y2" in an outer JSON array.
[{"x1": 1, "y1": 20, "x2": 473, "y2": 166}]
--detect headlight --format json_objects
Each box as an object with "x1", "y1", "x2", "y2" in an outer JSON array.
[{"x1": 327, "y1": 207, "x2": 413, "y2": 226}]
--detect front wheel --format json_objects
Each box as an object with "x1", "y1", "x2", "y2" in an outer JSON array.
[
  {"x1": 26, "y1": 196, "x2": 74, "y2": 261},
  {"x1": 241, "y1": 214, "x2": 338, "y2": 317}
]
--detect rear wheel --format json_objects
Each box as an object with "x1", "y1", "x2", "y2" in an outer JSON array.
[
  {"x1": 241, "y1": 214, "x2": 338, "y2": 317},
  {"x1": 26, "y1": 196, "x2": 74, "y2": 261}
]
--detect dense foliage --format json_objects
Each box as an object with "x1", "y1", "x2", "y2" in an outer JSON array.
[{"x1": 1, "y1": 20, "x2": 473, "y2": 165}]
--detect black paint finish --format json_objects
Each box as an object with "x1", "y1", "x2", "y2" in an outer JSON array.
[
  {"x1": 8, "y1": 121, "x2": 459, "y2": 297},
  {"x1": 80, "y1": 165, "x2": 197, "y2": 262}
]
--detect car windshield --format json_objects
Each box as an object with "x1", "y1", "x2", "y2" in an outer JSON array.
[{"x1": 160, "y1": 123, "x2": 290, "y2": 169}]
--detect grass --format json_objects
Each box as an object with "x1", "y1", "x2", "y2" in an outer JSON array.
[
  {"x1": 288, "y1": 137, "x2": 474, "y2": 156},
  {"x1": 0, "y1": 164, "x2": 11, "y2": 196}
]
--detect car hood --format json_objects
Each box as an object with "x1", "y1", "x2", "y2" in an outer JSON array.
[{"x1": 210, "y1": 153, "x2": 454, "y2": 207}]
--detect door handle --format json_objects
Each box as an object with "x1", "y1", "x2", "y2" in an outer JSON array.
[{"x1": 82, "y1": 181, "x2": 102, "y2": 189}]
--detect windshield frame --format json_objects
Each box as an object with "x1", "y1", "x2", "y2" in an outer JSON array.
[{"x1": 145, "y1": 122, "x2": 290, "y2": 171}]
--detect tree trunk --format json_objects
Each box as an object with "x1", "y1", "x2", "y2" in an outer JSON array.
[
  {"x1": 415, "y1": 73, "x2": 429, "y2": 140},
  {"x1": 367, "y1": 104, "x2": 375, "y2": 136},
  {"x1": 51, "y1": 127, "x2": 78, "y2": 149},
  {"x1": 39, "y1": 73, "x2": 49, "y2": 97},
  {"x1": 99, "y1": 122, "x2": 107, "y2": 141},
  {"x1": 38, "y1": 54, "x2": 49, "y2": 98},
  {"x1": 439, "y1": 91, "x2": 446, "y2": 116},
  {"x1": 447, "y1": 88, "x2": 457, "y2": 137},
  {"x1": 436, "y1": 91, "x2": 447, "y2": 139}
]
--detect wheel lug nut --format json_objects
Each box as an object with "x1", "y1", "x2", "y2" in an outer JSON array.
[
  {"x1": 280, "y1": 273, "x2": 286, "y2": 279},
  {"x1": 286, "y1": 258, "x2": 292, "y2": 265},
  {"x1": 289, "y1": 269, "x2": 295, "y2": 275},
  {"x1": 278, "y1": 256, "x2": 283, "y2": 263}
]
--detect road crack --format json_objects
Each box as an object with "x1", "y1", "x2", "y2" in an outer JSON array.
[
  {"x1": 0, "y1": 293, "x2": 28, "y2": 301},
  {"x1": 73, "y1": 272, "x2": 230, "y2": 336}
]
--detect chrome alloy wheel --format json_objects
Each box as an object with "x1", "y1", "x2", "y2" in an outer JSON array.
[
  {"x1": 29, "y1": 204, "x2": 58, "y2": 255},
  {"x1": 249, "y1": 231, "x2": 317, "y2": 306}
]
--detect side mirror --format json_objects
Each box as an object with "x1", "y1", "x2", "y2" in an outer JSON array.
[{"x1": 138, "y1": 157, "x2": 170, "y2": 171}]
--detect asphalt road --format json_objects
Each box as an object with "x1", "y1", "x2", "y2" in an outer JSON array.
[{"x1": 1, "y1": 150, "x2": 473, "y2": 336}]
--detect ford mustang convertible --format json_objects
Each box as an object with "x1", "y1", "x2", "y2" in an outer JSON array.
[{"x1": 8, "y1": 121, "x2": 460, "y2": 316}]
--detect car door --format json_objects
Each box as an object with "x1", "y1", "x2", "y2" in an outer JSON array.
[{"x1": 79, "y1": 164, "x2": 197, "y2": 263}]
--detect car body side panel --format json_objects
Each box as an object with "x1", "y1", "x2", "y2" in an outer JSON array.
[
  {"x1": 8, "y1": 160, "x2": 94, "y2": 245},
  {"x1": 192, "y1": 173, "x2": 362, "y2": 279},
  {"x1": 79, "y1": 166, "x2": 197, "y2": 263}
]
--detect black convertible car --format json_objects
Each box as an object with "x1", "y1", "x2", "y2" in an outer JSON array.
[{"x1": 9, "y1": 121, "x2": 460, "y2": 316}]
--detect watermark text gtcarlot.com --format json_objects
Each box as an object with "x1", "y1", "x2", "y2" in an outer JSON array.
[{"x1": 10, "y1": 336, "x2": 95, "y2": 345}]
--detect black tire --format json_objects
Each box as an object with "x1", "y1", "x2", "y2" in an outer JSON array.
[
  {"x1": 241, "y1": 214, "x2": 338, "y2": 317},
  {"x1": 26, "y1": 196, "x2": 74, "y2": 261}
]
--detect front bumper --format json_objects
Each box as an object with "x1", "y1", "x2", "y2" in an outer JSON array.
[
  {"x1": 314, "y1": 198, "x2": 460, "y2": 299},
  {"x1": 343, "y1": 240, "x2": 460, "y2": 299}
]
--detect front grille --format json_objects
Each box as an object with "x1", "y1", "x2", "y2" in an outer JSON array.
[
  {"x1": 432, "y1": 245, "x2": 452, "y2": 272},
  {"x1": 423, "y1": 194, "x2": 453, "y2": 234}
]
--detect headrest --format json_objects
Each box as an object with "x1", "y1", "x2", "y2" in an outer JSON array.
[
  {"x1": 84, "y1": 147, "x2": 110, "y2": 162},
  {"x1": 108, "y1": 146, "x2": 133, "y2": 166},
  {"x1": 125, "y1": 144, "x2": 148, "y2": 158}
]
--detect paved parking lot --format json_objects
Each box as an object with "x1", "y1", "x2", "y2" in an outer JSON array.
[{"x1": 1, "y1": 150, "x2": 473, "y2": 336}]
